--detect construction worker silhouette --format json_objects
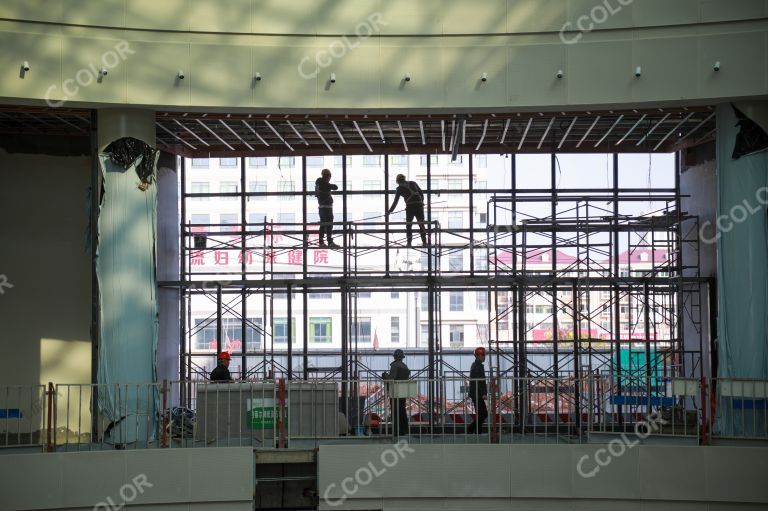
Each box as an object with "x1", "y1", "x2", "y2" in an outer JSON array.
[
  {"x1": 387, "y1": 174, "x2": 427, "y2": 247},
  {"x1": 315, "y1": 168, "x2": 339, "y2": 248}
]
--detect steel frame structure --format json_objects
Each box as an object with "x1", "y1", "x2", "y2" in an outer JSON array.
[{"x1": 169, "y1": 152, "x2": 707, "y2": 433}]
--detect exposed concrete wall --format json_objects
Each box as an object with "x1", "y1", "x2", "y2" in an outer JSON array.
[
  {"x1": 0, "y1": 149, "x2": 91, "y2": 389},
  {"x1": 0, "y1": 2, "x2": 765, "y2": 111},
  {"x1": 318, "y1": 443, "x2": 768, "y2": 510},
  {"x1": 0, "y1": 447, "x2": 253, "y2": 511}
]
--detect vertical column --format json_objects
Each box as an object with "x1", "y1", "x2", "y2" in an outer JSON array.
[
  {"x1": 96, "y1": 108, "x2": 158, "y2": 444},
  {"x1": 157, "y1": 151, "x2": 180, "y2": 385}
]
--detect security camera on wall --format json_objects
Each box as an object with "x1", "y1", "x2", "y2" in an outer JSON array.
[
  {"x1": 22, "y1": 61, "x2": 30, "y2": 72},
  {"x1": 177, "y1": 70, "x2": 185, "y2": 80}
]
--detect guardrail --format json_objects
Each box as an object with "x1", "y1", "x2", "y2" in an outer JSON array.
[{"x1": 1, "y1": 376, "x2": 766, "y2": 452}]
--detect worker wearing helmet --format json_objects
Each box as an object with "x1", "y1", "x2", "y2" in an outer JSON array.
[
  {"x1": 210, "y1": 351, "x2": 234, "y2": 382},
  {"x1": 467, "y1": 347, "x2": 488, "y2": 434},
  {"x1": 386, "y1": 174, "x2": 427, "y2": 247},
  {"x1": 315, "y1": 168, "x2": 339, "y2": 248},
  {"x1": 384, "y1": 349, "x2": 411, "y2": 436}
]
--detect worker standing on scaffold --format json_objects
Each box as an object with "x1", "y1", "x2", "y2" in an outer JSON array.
[
  {"x1": 386, "y1": 174, "x2": 428, "y2": 247},
  {"x1": 467, "y1": 347, "x2": 488, "y2": 434},
  {"x1": 315, "y1": 168, "x2": 339, "y2": 248}
]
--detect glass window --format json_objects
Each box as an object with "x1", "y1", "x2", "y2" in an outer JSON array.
[
  {"x1": 357, "y1": 292, "x2": 371, "y2": 299},
  {"x1": 278, "y1": 212, "x2": 295, "y2": 225},
  {"x1": 307, "y1": 156, "x2": 324, "y2": 167},
  {"x1": 191, "y1": 158, "x2": 208, "y2": 168},
  {"x1": 363, "y1": 180, "x2": 381, "y2": 191},
  {"x1": 448, "y1": 211, "x2": 463, "y2": 229},
  {"x1": 449, "y1": 155, "x2": 463, "y2": 165},
  {"x1": 220, "y1": 157, "x2": 238, "y2": 167},
  {"x1": 309, "y1": 292, "x2": 332, "y2": 299},
  {"x1": 362, "y1": 211, "x2": 378, "y2": 221},
  {"x1": 390, "y1": 155, "x2": 408, "y2": 166},
  {"x1": 449, "y1": 252, "x2": 463, "y2": 272},
  {"x1": 333, "y1": 155, "x2": 352, "y2": 167},
  {"x1": 474, "y1": 249, "x2": 488, "y2": 271},
  {"x1": 248, "y1": 157, "x2": 267, "y2": 167},
  {"x1": 419, "y1": 155, "x2": 438, "y2": 166},
  {"x1": 220, "y1": 213, "x2": 238, "y2": 232},
  {"x1": 193, "y1": 318, "x2": 216, "y2": 350},
  {"x1": 449, "y1": 325, "x2": 464, "y2": 348},
  {"x1": 308, "y1": 212, "x2": 320, "y2": 223},
  {"x1": 476, "y1": 291, "x2": 488, "y2": 310},
  {"x1": 420, "y1": 292, "x2": 429, "y2": 311},
  {"x1": 190, "y1": 213, "x2": 209, "y2": 233},
  {"x1": 449, "y1": 292, "x2": 464, "y2": 312},
  {"x1": 273, "y1": 318, "x2": 296, "y2": 344},
  {"x1": 476, "y1": 212, "x2": 487, "y2": 225},
  {"x1": 220, "y1": 181, "x2": 238, "y2": 200},
  {"x1": 390, "y1": 316, "x2": 400, "y2": 344},
  {"x1": 310, "y1": 317, "x2": 332, "y2": 343},
  {"x1": 190, "y1": 181, "x2": 209, "y2": 201},
  {"x1": 245, "y1": 318, "x2": 263, "y2": 351},
  {"x1": 420, "y1": 324, "x2": 428, "y2": 345},
  {"x1": 353, "y1": 318, "x2": 372, "y2": 343},
  {"x1": 477, "y1": 324, "x2": 489, "y2": 342},
  {"x1": 248, "y1": 180, "x2": 267, "y2": 199},
  {"x1": 277, "y1": 180, "x2": 295, "y2": 200},
  {"x1": 278, "y1": 156, "x2": 295, "y2": 168},
  {"x1": 391, "y1": 291, "x2": 399, "y2": 299},
  {"x1": 363, "y1": 155, "x2": 381, "y2": 166},
  {"x1": 248, "y1": 212, "x2": 267, "y2": 224},
  {"x1": 474, "y1": 155, "x2": 487, "y2": 168},
  {"x1": 448, "y1": 179, "x2": 462, "y2": 199}
]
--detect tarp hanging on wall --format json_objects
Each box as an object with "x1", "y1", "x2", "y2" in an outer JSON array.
[
  {"x1": 716, "y1": 103, "x2": 768, "y2": 437},
  {"x1": 96, "y1": 153, "x2": 159, "y2": 445}
]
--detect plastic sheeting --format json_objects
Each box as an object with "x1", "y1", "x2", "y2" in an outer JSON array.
[
  {"x1": 716, "y1": 103, "x2": 768, "y2": 437},
  {"x1": 96, "y1": 153, "x2": 159, "y2": 445}
]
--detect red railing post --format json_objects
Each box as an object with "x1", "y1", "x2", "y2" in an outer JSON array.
[
  {"x1": 161, "y1": 380, "x2": 169, "y2": 448},
  {"x1": 490, "y1": 377, "x2": 499, "y2": 443},
  {"x1": 699, "y1": 377, "x2": 708, "y2": 445}
]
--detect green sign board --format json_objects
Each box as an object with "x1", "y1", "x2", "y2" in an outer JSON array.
[{"x1": 246, "y1": 398, "x2": 288, "y2": 429}]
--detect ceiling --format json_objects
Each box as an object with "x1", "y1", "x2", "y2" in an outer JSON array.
[{"x1": 0, "y1": 105, "x2": 716, "y2": 157}]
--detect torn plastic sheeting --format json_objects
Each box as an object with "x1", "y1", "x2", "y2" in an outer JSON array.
[
  {"x1": 103, "y1": 136, "x2": 159, "y2": 187},
  {"x1": 715, "y1": 103, "x2": 768, "y2": 438},
  {"x1": 96, "y1": 153, "x2": 159, "y2": 444},
  {"x1": 731, "y1": 104, "x2": 768, "y2": 160}
]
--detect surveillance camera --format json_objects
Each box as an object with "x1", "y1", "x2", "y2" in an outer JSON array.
[
  {"x1": 404, "y1": 73, "x2": 411, "y2": 82},
  {"x1": 634, "y1": 66, "x2": 642, "y2": 78},
  {"x1": 556, "y1": 69, "x2": 564, "y2": 79},
  {"x1": 254, "y1": 72, "x2": 262, "y2": 81},
  {"x1": 713, "y1": 61, "x2": 721, "y2": 72},
  {"x1": 177, "y1": 70, "x2": 185, "y2": 79},
  {"x1": 22, "y1": 61, "x2": 30, "y2": 72},
  {"x1": 99, "y1": 68, "x2": 107, "y2": 76},
  {"x1": 481, "y1": 72, "x2": 488, "y2": 82},
  {"x1": 329, "y1": 73, "x2": 336, "y2": 84}
]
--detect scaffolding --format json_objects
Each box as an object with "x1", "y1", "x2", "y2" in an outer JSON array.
[{"x1": 173, "y1": 153, "x2": 707, "y2": 436}]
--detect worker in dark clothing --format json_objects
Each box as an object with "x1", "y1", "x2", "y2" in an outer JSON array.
[
  {"x1": 467, "y1": 347, "x2": 488, "y2": 434},
  {"x1": 210, "y1": 352, "x2": 234, "y2": 382},
  {"x1": 315, "y1": 168, "x2": 339, "y2": 248},
  {"x1": 387, "y1": 174, "x2": 428, "y2": 247},
  {"x1": 383, "y1": 349, "x2": 410, "y2": 436}
]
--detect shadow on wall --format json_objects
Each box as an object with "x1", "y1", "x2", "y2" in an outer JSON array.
[{"x1": 0, "y1": 148, "x2": 92, "y2": 387}]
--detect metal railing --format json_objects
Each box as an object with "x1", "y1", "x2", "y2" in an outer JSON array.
[{"x1": 2, "y1": 376, "x2": 766, "y2": 452}]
